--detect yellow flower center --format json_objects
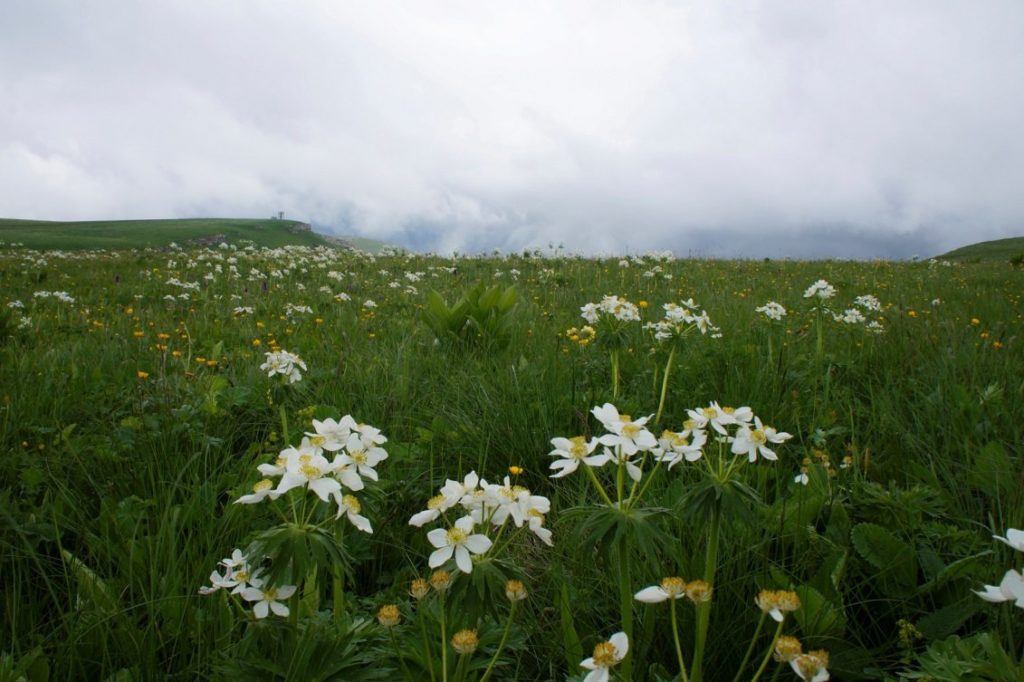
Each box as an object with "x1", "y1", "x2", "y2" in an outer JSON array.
[
  {"x1": 309, "y1": 435, "x2": 326, "y2": 447},
  {"x1": 569, "y1": 436, "x2": 589, "y2": 458},
  {"x1": 253, "y1": 479, "x2": 273, "y2": 492},
  {"x1": 377, "y1": 604, "x2": 401, "y2": 627},
  {"x1": 342, "y1": 495, "x2": 360, "y2": 513},
  {"x1": 446, "y1": 527, "x2": 469, "y2": 545},
  {"x1": 410, "y1": 578, "x2": 430, "y2": 599},
  {"x1": 429, "y1": 570, "x2": 453, "y2": 591},
  {"x1": 592, "y1": 641, "x2": 618, "y2": 668},
  {"x1": 451, "y1": 629, "x2": 479, "y2": 655},
  {"x1": 299, "y1": 463, "x2": 321, "y2": 479},
  {"x1": 427, "y1": 494, "x2": 446, "y2": 510},
  {"x1": 702, "y1": 408, "x2": 718, "y2": 419},
  {"x1": 660, "y1": 576, "x2": 687, "y2": 597},
  {"x1": 621, "y1": 423, "x2": 641, "y2": 438},
  {"x1": 350, "y1": 449, "x2": 367, "y2": 464},
  {"x1": 750, "y1": 430, "x2": 767, "y2": 445}
]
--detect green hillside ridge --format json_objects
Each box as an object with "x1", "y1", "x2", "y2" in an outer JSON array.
[
  {"x1": 0, "y1": 217, "x2": 387, "y2": 251},
  {"x1": 938, "y1": 235, "x2": 1024, "y2": 261}
]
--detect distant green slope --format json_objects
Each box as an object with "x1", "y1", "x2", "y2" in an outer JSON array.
[
  {"x1": 0, "y1": 218, "x2": 334, "y2": 250},
  {"x1": 938, "y1": 236, "x2": 1024, "y2": 261}
]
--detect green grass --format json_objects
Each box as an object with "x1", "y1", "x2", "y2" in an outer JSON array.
[
  {"x1": 0, "y1": 217, "x2": 338, "y2": 250},
  {"x1": 1, "y1": 247, "x2": 1022, "y2": 680},
  {"x1": 937, "y1": 235, "x2": 1024, "y2": 262}
]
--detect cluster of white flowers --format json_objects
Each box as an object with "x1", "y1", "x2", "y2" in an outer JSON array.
[
  {"x1": 259, "y1": 349, "x2": 307, "y2": 383},
  {"x1": 236, "y1": 416, "x2": 386, "y2": 531},
  {"x1": 283, "y1": 303, "x2": 314, "y2": 317},
  {"x1": 853, "y1": 294, "x2": 882, "y2": 312},
  {"x1": 32, "y1": 290, "x2": 75, "y2": 303},
  {"x1": 645, "y1": 300, "x2": 721, "y2": 340},
  {"x1": 408, "y1": 471, "x2": 553, "y2": 573},
  {"x1": 198, "y1": 548, "x2": 298, "y2": 619},
  {"x1": 581, "y1": 295, "x2": 641, "y2": 324},
  {"x1": 803, "y1": 279, "x2": 836, "y2": 300},
  {"x1": 755, "y1": 301, "x2": 787, "y2": 321},
  {"x1": 834, "y1": 308, "x2": 866, "y2": 325},
  {"x1": 232, "y1": 306, "x2": 254, "y2": 316},
  {"x1": 550, "y1": 403, "x2": 792, "y2": 482},
  {"x1": 976, "y1": 529, "x2": 1024, "y2": 608}
]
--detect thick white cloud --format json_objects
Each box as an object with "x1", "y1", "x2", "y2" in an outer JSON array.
[{"x1": 2, "y1": 0, "x2": 1022, "y2": 256}]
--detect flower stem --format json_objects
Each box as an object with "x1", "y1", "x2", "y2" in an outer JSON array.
[
  {"x1": 333, "y1": 523, "x2": 346, "y2": 626},
  {"x1": 278, "y1": 404, "x2": 290, "y2": 445},
  {"x1": 480, "y1": 601, "x2": 516, "y2": 682},
  {"x1": 389, "y1": 627, "x2": 415, "y2": 681},
  {"x1": 749, "y1": 618, "x2": 785, "y2": 682},
  {"x1": 731, "y1": 612, "x2": 766, "y2": 682},
  {"x1": 618, "y1": 533, "x2": 634, "y2": 681},
  {"x1": 440, "y1": 592, "x2": 449, "y2": 682},
  {"x1": 655, "y1": 346, "x2": 676, "y2": 425},
  {"x1": 689, "y1": 503, "x2": 720, "y2": 682},
  {"x1": 670, "y1": 598, "x2": 690, "y2": 682},
  {"x1": 417, "y1": 606, "x2": 437, "y2": 682},
  {"x1": 584, "y1": 462, "x2": 616, "y2": 508},
  {"x1": 610, "y1": 348, "x2": 620, "y2": 399}
]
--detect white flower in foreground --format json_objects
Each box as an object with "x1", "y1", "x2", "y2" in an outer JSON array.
[
  {"x1": 275, "y1": 449, "x2": 343, "y2": 501},
  {"x1": 794, "y1": 472, "x2": 810, "y2": 485},
  {"x1": 306, "y1": 416, "x2": 357, "y2": 451},
  {"x1": 803, "y1": 279, "x2": 835, "y2": 300},
  {"x1": 580, "y1": 632, "x2": 628, "y2": 682},
  {"x1": 655, "y1": 429, "x2": 707, "y2": 468},
  {"x1": 336, "y1": 494, "x2": 373, "y2": 533},
  {"x1": 975, "y1": 569, "x2": 1024, "y2": 608},
  {"x1": 235, "y1": 478, "x2": 279, "y2": 504},
  {"x1": 635, "y1": 577, "x2": 687, "y2": 603},
  {"x1": 592, "y1": 404, "x2": 657, "y2": 455},
  {"x1": 334, "y1": 432, "x2": 388, "y2": 482},
  {"x1": 790, "y1": 650, "x2": 830, "y2": 682},
  {"x1": 427, "y1": 515, "x2": 493, "y2": 573},
  {"x1": 548, "y1": 436, "x2": 603, "y2": 478},
  {"x1": 994, "y1": 528, "x2": 1024, "y2": 552},
  {"x1": 686, "y1": 402, "x2": 753, "y2": 436},
  {"x1": 730, "y1": 417, "x2": 792, "y2": 462},
  {"x1": 241, "y1": 584, "x2": 297, "y2": 618},
  {"x1": 260, "y1": 349, "x2": 307, "y2": 383}
]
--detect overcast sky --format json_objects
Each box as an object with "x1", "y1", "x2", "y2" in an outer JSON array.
[{"x1": 2, "y1": 1, "x2": 1023, "y2": 257}]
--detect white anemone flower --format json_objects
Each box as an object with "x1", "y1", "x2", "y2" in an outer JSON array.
[
  {"x1": 241, "y1": 584, "x2": 297, "y2": 618},
  {"x1": 333, "y1": 432, "x2": 388, "y2": 482},
  {"x1": 259, "y1": 349, "x2": 307, "y2": 383},
  {"x1": 580, "y1": 632, "x2": 628, "y2": 682},
  {"x1": 275, "y1": 449, "x2": 343, "y2": 502},
  {"x1": 427, "y1": 515, "x2": 493, "y2": 573},
  {"x1": 305, "y1": 416, "x2": 356, "y2": 452},
  {"x1": 635, "y1": 577, "x2": 688, "y2": 603},
  {"x1": 975, "y1": 569, "x2": 1024, "y2": 607},
  {"x1": 335, "y1": 494, "x2": 373, "y2": 533},
  {"x1": 234, "y1": 478, "x2": 278, "y2": 504},
  {"x1": 592, "y1": 404, "x2": 657, "y2": 455},
  {"x1": 994, "y1": 528, "x2": 1024, "y2": 552},
  {"x1": 409, "y1": 494, "x2": 449, "y2": 527},
  {"x1": 730, "y1": 417, "x2": 792, "y2": 462},
  {"x1": 686, "y1": 402, "x2": 752, "y2": 436},
  {"x1": 655, "y1": 429, "x2": 707, "y2": 468},
  {"x1": 548, "y1": 436, "x2": 603, "y2": 478}
]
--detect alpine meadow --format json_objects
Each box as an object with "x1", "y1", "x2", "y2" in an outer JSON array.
[{"x1": 2, "y1": 238, "x2": 1023, "y2": 681}]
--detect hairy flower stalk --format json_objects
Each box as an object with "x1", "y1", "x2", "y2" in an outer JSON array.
[{"x1": 479, "y1": 581, "x2": 527, "y2": 682}]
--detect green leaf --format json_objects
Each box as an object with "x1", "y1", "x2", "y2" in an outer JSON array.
[
  {"x1": 969, "y1": 442, "x2": 1015, "y2": 496},
  {"x1": 850, "y1": 523, "x2": 917, "y2": 593}
]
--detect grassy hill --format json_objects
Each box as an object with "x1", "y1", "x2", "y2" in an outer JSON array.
[
  {"x1": 0, "y1": 218, "x2": 336, "y2": 250},
  {"x1": 937, "y1": 235, "x2": 1024, "y2": 262}
]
